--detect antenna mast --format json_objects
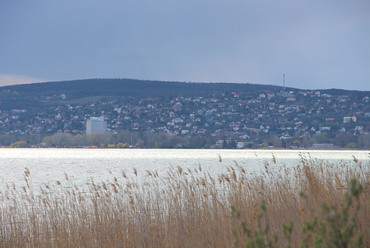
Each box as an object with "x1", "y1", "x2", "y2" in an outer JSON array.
[{"x1": 283, "y1": 74, "x2": 286, "y2": 90}]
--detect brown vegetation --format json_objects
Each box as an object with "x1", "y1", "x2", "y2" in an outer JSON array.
[{"x1": 0, "y1": 154, "x2": 369, "y2": 247}]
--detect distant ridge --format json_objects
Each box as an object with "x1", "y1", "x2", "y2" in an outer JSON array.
[
  {"x1": 0, "y1": 78, "x2": 286, "y2": 97},
  {"x1": 0, "y1": 78, "x2": 368, "y2": 110}
]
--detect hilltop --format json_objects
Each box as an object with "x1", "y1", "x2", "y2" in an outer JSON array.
[
  {"x1": 1, "y1": 78, "x2": 367, "y2": 110},
  {"x1": 0, "y1": 78, "x2": 289, "y2": 110}
]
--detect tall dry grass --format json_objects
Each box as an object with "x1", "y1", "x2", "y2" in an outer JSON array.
[{"x1": 0, "y1": 154, "x2": 369, "y2": 247}]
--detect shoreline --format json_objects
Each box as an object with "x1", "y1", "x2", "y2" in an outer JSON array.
[{"x1": 0, "y1": 146, "x2": 369, "y2": 151}]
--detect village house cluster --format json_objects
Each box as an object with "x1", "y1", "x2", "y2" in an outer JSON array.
[{"x1": 0, "y1": 88, "x2": 369, "y2": 148}]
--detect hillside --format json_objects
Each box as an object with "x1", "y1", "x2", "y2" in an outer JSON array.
[
  {"x1": 1, "y1": 78, "x2": 369, "y2": 110},
  {"x1": 0, "y1": 78, "x2": 369, "y2": 149},
  {"x1": 0, "y1": 78, "x2": 288, "y2": 110}
]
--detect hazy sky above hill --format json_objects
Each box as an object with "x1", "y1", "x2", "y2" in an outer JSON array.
[{"x1": 1, "y1": 0, "x2": 369, "y2": 91}]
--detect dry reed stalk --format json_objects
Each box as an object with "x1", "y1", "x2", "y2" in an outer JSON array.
[{"x1": 0, "y1": 157, "x2": 368, "y2": 247}]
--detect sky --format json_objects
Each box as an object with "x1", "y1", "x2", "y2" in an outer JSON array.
[{"x1": 1, "y1": 0, "x2": 369, "y2": 91}]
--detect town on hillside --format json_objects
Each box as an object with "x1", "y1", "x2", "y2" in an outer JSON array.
[{"x1": 1, "y1": 87, "x2": 369, "y2": 149}]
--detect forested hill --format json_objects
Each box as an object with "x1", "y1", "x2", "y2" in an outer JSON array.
[
  {"x1": 0, "y1": 78, "x2": 285, "y2": 110},
  {"x1": 2, "y1": 78, "x2": 285, "y2": 97},
  {"x1": 0, "y1": 78, "x2": 368, "y2": 110}
]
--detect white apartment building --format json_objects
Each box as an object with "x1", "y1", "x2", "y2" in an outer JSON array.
[{"x1": 86, "y1": 117, "x2": 107, "y2": 135}]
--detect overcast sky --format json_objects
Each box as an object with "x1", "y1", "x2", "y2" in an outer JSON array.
[{"x1": 1, "y1": 0, "x2": 369, "y2": 91}]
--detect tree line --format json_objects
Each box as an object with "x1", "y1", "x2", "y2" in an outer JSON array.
[{"x1": 2, "y1": 130, "x2": 369, "y2": 149}]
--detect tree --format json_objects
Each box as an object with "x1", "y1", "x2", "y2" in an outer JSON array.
[
  {"x1": 115, "y1": 130, "x2": 141, "y2": 146},
  {"x1": 116, "y1": 142, "x2": 128, "y2": 148},
  {"x1": 10, "y1": 141, "x2": 28, "y2": 148},
  {"x1": 346, "y1": 142, "x2": 357, "y2": 149},
  {"x1": 311, "y1": 132, "x2": 329, "y2": 144},
  {"x1": 269, "y1": 136, "x2": 282, "y2": 147},
  {"x1": 72, "y1": 134, "x2": 86, "y2": 147},
  {"x1": 86, "y1": 133, "x2": 114, "y2": 146},
  {"x1": 336, "y1": 133, "x2": 356, "y2": 147},
  {"x1": 357, "y1": 134, "x2": 370, "y2": 148},
  {"x1": 43, "y1": 133, "x2": 73, "y2": 147}
]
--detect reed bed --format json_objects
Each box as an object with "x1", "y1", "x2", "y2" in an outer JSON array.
[{"x1": 0, "y1": 154, "x2": 369, "y2": 247}]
